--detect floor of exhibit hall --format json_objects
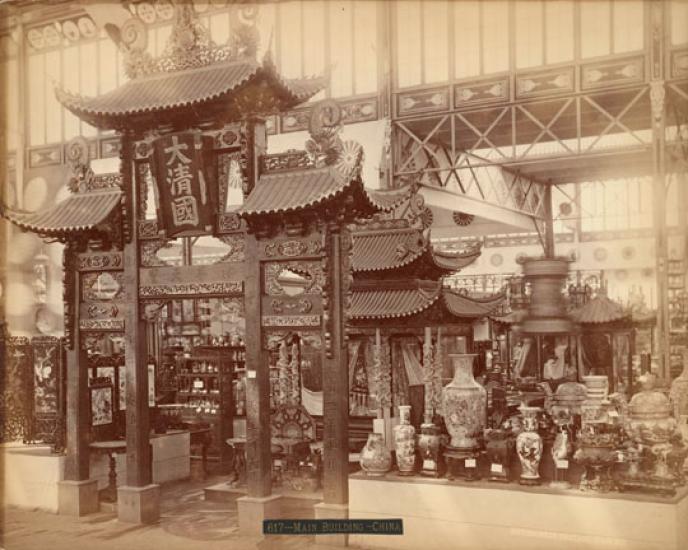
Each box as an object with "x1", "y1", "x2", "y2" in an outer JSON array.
[{"x1": 0, "y1": 475, "x2": 389, "y2": 550}]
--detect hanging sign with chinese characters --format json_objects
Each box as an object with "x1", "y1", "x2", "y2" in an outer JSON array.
[{"x1": 151, "y1": 132, "x2": 217, "y2": 238}]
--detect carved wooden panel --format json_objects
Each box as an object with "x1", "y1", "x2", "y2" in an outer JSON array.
[{"x1": 77, "y1": 251, "x2": 123, "y2": 272}]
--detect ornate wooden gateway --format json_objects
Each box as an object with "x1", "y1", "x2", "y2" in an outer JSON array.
[{"x1": 1, "y1": 3, "x2": 398, "y2": 531}]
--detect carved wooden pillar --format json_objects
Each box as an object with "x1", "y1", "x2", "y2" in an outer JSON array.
[
  {"x1": 58, "y1": 240, "x2": 99, "y2": 516},
  {"x1": 315, "y1": 226, "x2": 351, "y2": 546},
  {"x1": 243, "y1": 233, "x2": 272, "y2": 498},
  {"x1": 118, "y1": 131, "x2": 159, "y2": 524}
]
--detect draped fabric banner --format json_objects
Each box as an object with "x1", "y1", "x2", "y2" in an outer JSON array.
[
  {"x1": 301, "y1": 386, "x2": 323, "y2": 416},
  {"x1": 151, "y1": 132, "x2": 217, "y2": 238},
  {"x1": 401, "y1": 342, "x2": 424, "y2": 386}
]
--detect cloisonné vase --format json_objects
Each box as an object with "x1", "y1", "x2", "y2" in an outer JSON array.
[
  {"x1": 360, "y1": 433, "x2": 392, "y2": 476},
  {"x1": 441, "y1": 354, "x2": 486, "y2": 451},
  {"x1": 516, "y1": 406, "x2": 543, "y2": 485},
  {"x1": 393, "y1": 405, "x2": 416, "y2": 476}
]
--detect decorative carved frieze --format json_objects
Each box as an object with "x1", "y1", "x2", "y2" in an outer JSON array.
[
  {"x1": 261, "y1": 150, "x2": 313, "y2": 172},
  {"x1": 271, "y1": 298, "x2": 313, "y2": 314},
  {"x1": 454, "y1": 77, "x2": 509, "y2": 107},
  {"x1": 138, "y1": 220, "x2": 161, "y2": 240},
  {"x1": 581, "y1": 56, "x2": 645, "y2": 90},
  {"x1": 396, "y1": 87, "x2": 450, "y2": 116},
  {"x1": 217, "y1": 213, "x2": 242, "y2": 233},
  {"x1": 86, "y1": 304, "x2": 119, "y2": 319},
  {"x1": 77, "y1": 251, "x2": 123, "y2": 271},
  {"x1": 261, "y1": 315, "x2": 321, "y2": 327},
  {"x1": 515, "y1": 67, "x2": 575, "y2": 99},
  {"x1": 280, "y1": 97, "x2": 378, "y2": 133},
  {"x1": 79, "y1": 319, "x2": 125, "y2": 331},
  {"x1": 139, "y1": 281, "x2": 243, "y2": 298},
  {"x1": 263, "y1": 239, "x2": 322, "y2": 258}
]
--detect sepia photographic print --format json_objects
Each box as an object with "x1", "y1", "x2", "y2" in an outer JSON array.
[{"x1": 0, "y1": 1, "x2": 687, "y2": 549}]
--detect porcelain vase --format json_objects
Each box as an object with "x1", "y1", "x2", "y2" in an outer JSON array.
[
  {"x1": 393, "y1": 405, "x2": 416, "y2": 475},
  {"x1": 516, "y1": 406, "x2": 543, "y2": 485},
  {"x1": 360, "y1": 433, "x2": 392, "y2": 476},
  {"x1": 441, "y1": 354, "x2": 486, "y2": 451},
  {"x1": 417, "y1": 421, "x2": 442, "y2": 477}
]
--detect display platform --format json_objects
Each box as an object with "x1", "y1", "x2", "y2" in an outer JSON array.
[
  {"x1": 3, "y1": 430, "x2": 191, "y2": 513},
  {"x1": 349, "y1": 473, "x2": 688, "y2": 550}
]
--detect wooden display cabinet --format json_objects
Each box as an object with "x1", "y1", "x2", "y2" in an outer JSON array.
[{"x1": 176, "y1": 345, "x2": 245, "y2": 472}]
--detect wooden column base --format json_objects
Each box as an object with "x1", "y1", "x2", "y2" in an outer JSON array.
[
  {"x1": 237, "y1": 494, "x2": 282, "y2": 535},
  {"x1": 117, "y1": 484, "x2": 160, "y2": 524},
  {"x1": 58, "y1": 479, "x2": 99, "y2": 517}
]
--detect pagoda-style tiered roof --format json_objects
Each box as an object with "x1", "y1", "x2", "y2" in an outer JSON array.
[
  {"x1": 351, "y1": 224, "x2": 481, "y2": 280},
  {"x1": 571, "y1": 294, "x2": 629, "y2": 325},
  {"x1": 55, "y1": 5, "x2": 325, "y2": 130},
  {"x1": 0, "y1": 172, "x2": 122, "y2": 242},
  {"x1": 349, "y1": 280, "x2": 505, "y2": 324}
]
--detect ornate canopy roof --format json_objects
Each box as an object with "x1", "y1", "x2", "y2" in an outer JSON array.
[
  {"x1": 349, "y1": 280, "x2": 505, "y2": 323},
  {"x1": 55, "y1": 5, "x2": 325, "y2": 130},
  {"x1": 57, "y1": 57, "x2": 325, "y2": 130},
  {"x1": 351, "y1": 225, "x2": 481, "y2": 278},
  {"x1": 1, "y1": 172, "x2": 121, "y2": 242},
  {"x1": 571, "y1": 294, "x2": 630, "y2": 325}
]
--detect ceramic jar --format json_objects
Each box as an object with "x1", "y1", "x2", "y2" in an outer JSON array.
[
  {"x1": 417, "y1": 421, "x2": 442, "y2": 477},
  {"x1": 516, "y1": 406, "x2": 543, "y2": 485},
  {"x1": 628, "y1": 374, "x2": 677, "y2": 446},
  {"x1": 393, "y1": 405, "x2": 416, "y2": 475},
  {"x1": 441, "y1": 354, "x2": 486, "y2": 451},
  {"x1": 360, "y1": 433, "x2": 392, "y2": 476}
]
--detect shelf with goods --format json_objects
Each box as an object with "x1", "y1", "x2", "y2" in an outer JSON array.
[{"x1": 175, "y1": 346, "x2": 244, "y2": 472}]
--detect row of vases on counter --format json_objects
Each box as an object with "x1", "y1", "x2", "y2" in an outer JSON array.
[{"x1": 360, "y1": 353, "x2": 544, "y2": 482}]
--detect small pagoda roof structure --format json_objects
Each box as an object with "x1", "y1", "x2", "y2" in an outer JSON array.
[
  {"x1": 351, "y1": 223, "x2": 481, "y2": 280},
  {"x1": 55, "y1": 6, "x2": 325, "y2": 131},
  {"x1": 349, "y1": 280, "x2": 505, "y2": 324},
  {"x1": 571, "y1": 293, "x2": 629, "y2": 325},
  {"x1": 0, "y1": 172, "x2": 122, "y2": 242}
]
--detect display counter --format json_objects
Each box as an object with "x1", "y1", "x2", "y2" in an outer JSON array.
[
  {"x1": 349, "y1": 472, "x2": 688, "y2": 550},
  {"x1": 3, "y1": 430, "x2": 191, "y2": 513}
]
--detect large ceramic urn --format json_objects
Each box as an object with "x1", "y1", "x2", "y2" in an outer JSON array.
[
  {"x1": 441, "y1": 354, "x2": 486, "y2": 451},
  {"x1": 393, "y1": 405, "x2": 416, "y2": 475},
  {"x1": 628, "y1": 374, "x2": 677, "y2": 447},
  {"x1": 360, "y1": 433, "x2": 392, "y2": 476},
  {"x1": 516, "y1": 406, "x2": 543, "y2": 485},
  {"x1": 581, "y1": 375, "x2": 611, "y2": 426}
]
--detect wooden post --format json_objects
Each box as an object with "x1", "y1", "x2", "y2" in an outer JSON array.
[
  {"x1": 322, "y1": 229, "x2": 349, "y2": 506},
  {"x1": 315, "y1": 227, "x2": 350, "y2": 547},
  {"x1": 243, "y1": 233, "x2": 272, "y2": 498},
  {"x1": 58, "y1": 242, "x2": 99, "y2": 516},
  {"x1": 118, "y1": 133, "x2": 159, "y2": 524}
]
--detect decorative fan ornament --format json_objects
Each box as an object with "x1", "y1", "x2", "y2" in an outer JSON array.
[
  {"x1": 334, "y1": 140, "x2": 363, "y2": 180},
  {"x1": 452, "y1": 211, "x2": 474, "y2": 226}
]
